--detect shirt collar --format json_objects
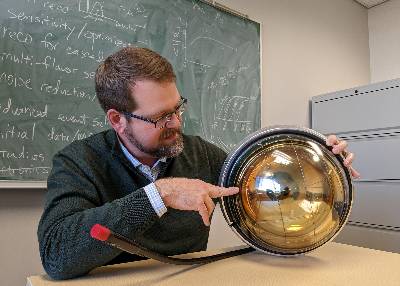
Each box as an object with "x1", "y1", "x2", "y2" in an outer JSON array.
[{"x1": 116, "y1": 133, "x2": 166, "y2": 168}]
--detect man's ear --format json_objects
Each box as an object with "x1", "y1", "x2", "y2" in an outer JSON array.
[{"x1": 107, "y1": 109, "x2": 127, "y2": 135}]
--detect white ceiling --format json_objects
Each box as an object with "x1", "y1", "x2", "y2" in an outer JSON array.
[{"x1": 353, "y1": 0, "x2": 391, "y2": 8}]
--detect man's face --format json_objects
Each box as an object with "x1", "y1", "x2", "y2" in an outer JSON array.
[{"x1": 122, "y1": 80, "x2": 184, "y2": 159}]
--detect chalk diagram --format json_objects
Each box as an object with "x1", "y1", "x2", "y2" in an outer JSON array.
[{"x1": 168, "y1": 1, "x2": 260, "y2": 152}]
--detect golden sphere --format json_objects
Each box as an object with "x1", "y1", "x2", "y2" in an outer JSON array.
[{"x1": 220, "y1": 127, "x2": 352, "y2": 255}]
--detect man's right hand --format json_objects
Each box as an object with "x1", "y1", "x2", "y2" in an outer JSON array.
[{"x1": 154, "y1": 178, "x2": 239, "y2": 226}]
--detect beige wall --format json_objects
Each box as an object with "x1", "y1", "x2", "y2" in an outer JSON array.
[
  {"x1": 0, "y1": 189, "x2": 45, "y2": 285},
  {"x1": 219, "y1": 0, "x2": 370, "y2": 128},
  {"x1": 369, "y1": 0, "x2": 400, "y2": 82},
  {"x1": 1, "y1": 1, "x2": 370, "y2": 285}
]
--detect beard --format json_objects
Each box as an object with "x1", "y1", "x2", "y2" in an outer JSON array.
[{"x1": 123, "y1": 126, "x2": 184, "y2": 158}]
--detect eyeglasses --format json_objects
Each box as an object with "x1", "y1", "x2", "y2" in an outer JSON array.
[{"x1": 123, "y1": 97, "x2": 187, "y2": 129}]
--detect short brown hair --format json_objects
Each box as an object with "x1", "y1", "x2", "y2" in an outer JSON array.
[{"x1": 95, "y1": 47, "x2": 176, "y2": 113}]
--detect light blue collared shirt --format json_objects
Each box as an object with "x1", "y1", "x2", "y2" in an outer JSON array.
[{"x1": 119, "y1": 141, "x2": 168, "y2": 217}]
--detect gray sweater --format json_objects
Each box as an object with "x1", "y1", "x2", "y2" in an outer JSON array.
[{"x1": 37, "y1": 129, "x2": 227, "y2": 280}]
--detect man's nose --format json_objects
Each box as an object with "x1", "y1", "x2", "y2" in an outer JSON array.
[{"x1": 165, "y1": 112, "x2": 182, "y2": 129}]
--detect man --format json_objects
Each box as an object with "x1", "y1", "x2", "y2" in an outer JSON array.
[{"x1": 37, "y1": 47, "x2": 359, "y2": 280}]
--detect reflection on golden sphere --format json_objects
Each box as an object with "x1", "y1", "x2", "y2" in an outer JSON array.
[{"x1": 220, "y1": 127, "x2": 352, "y2": 256}]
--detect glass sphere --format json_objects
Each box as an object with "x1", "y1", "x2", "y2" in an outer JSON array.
[{"x1": 219, "y1": 127, "x2": 352, "y2": 256}]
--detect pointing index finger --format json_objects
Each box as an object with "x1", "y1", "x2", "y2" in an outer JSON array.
[{"x1": 208, "y1": 186, "x2": 239, "y2": 198}]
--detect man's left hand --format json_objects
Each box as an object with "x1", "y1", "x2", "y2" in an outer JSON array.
[{"x1": 326, "y1": 135, "x2": 360, "y2": 179}]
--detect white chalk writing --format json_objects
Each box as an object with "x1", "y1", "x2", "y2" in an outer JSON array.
[
  {"x1": 8, "y1": 8, "x2": 76, "y2": 38},
  {"x1": 47, "y1": 126, "x2": 94, "y2": 142},
  {"x1": 0, "y1": 98, "x2": 48, "y2": 118},
  {"x1": 0, "y1": 145, "x2": 45, "y2": 162},
  {"x1": 57, "y1": 112, "x2": 90, "y2": 126},
  {"x1": 40, "y1": 32, "x2": 59, "y2": 51},
  {"x1": 0, "y1": 165, "x2": 50, "y2": 176},
  {"x1": 35, "y1": 55, "x2": 79, "y2": 75},
  {"x1": 0, "y1": 50, "x2": 34, "y2": 66},
  {"x1": 0, "y1": 123, "x2": 36, "y2": 141},
  {"x1": 66, "y1": 46, "x2": 104, "y2": 63},
  {"x1": 42, "y1": 1, "x2": 69, "y2": 14},
  {"x1": 1, "y1": 25, "x2": 33, "y2": 45},
  {"x1": 40, "y1": 79, "x2": 97, "y2": 102},
  {"x1": 0, "y1": 72, "x2": 33, "y2": 90}
]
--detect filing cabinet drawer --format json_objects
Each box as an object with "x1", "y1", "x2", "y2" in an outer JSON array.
[{"x1": 349, "y1": 181, "x2": 400, "y2": 228}]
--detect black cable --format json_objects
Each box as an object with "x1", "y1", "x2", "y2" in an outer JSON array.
[{"x1": 107, "y1": 230, "x2": 255, "y2": 265}]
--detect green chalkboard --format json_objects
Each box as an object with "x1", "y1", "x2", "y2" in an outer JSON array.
[{"x1": 0, "y1": 0, "x2": 261, "y2": 182}]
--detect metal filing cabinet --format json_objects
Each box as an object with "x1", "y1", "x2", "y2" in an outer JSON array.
[{"x1": 311, "y1": 78, "x2": 400, "y2": 253}]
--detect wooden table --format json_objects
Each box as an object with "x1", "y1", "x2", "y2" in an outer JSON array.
[{"x1": 27, "y1": 242, "x2": 400, "y2": 286}]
